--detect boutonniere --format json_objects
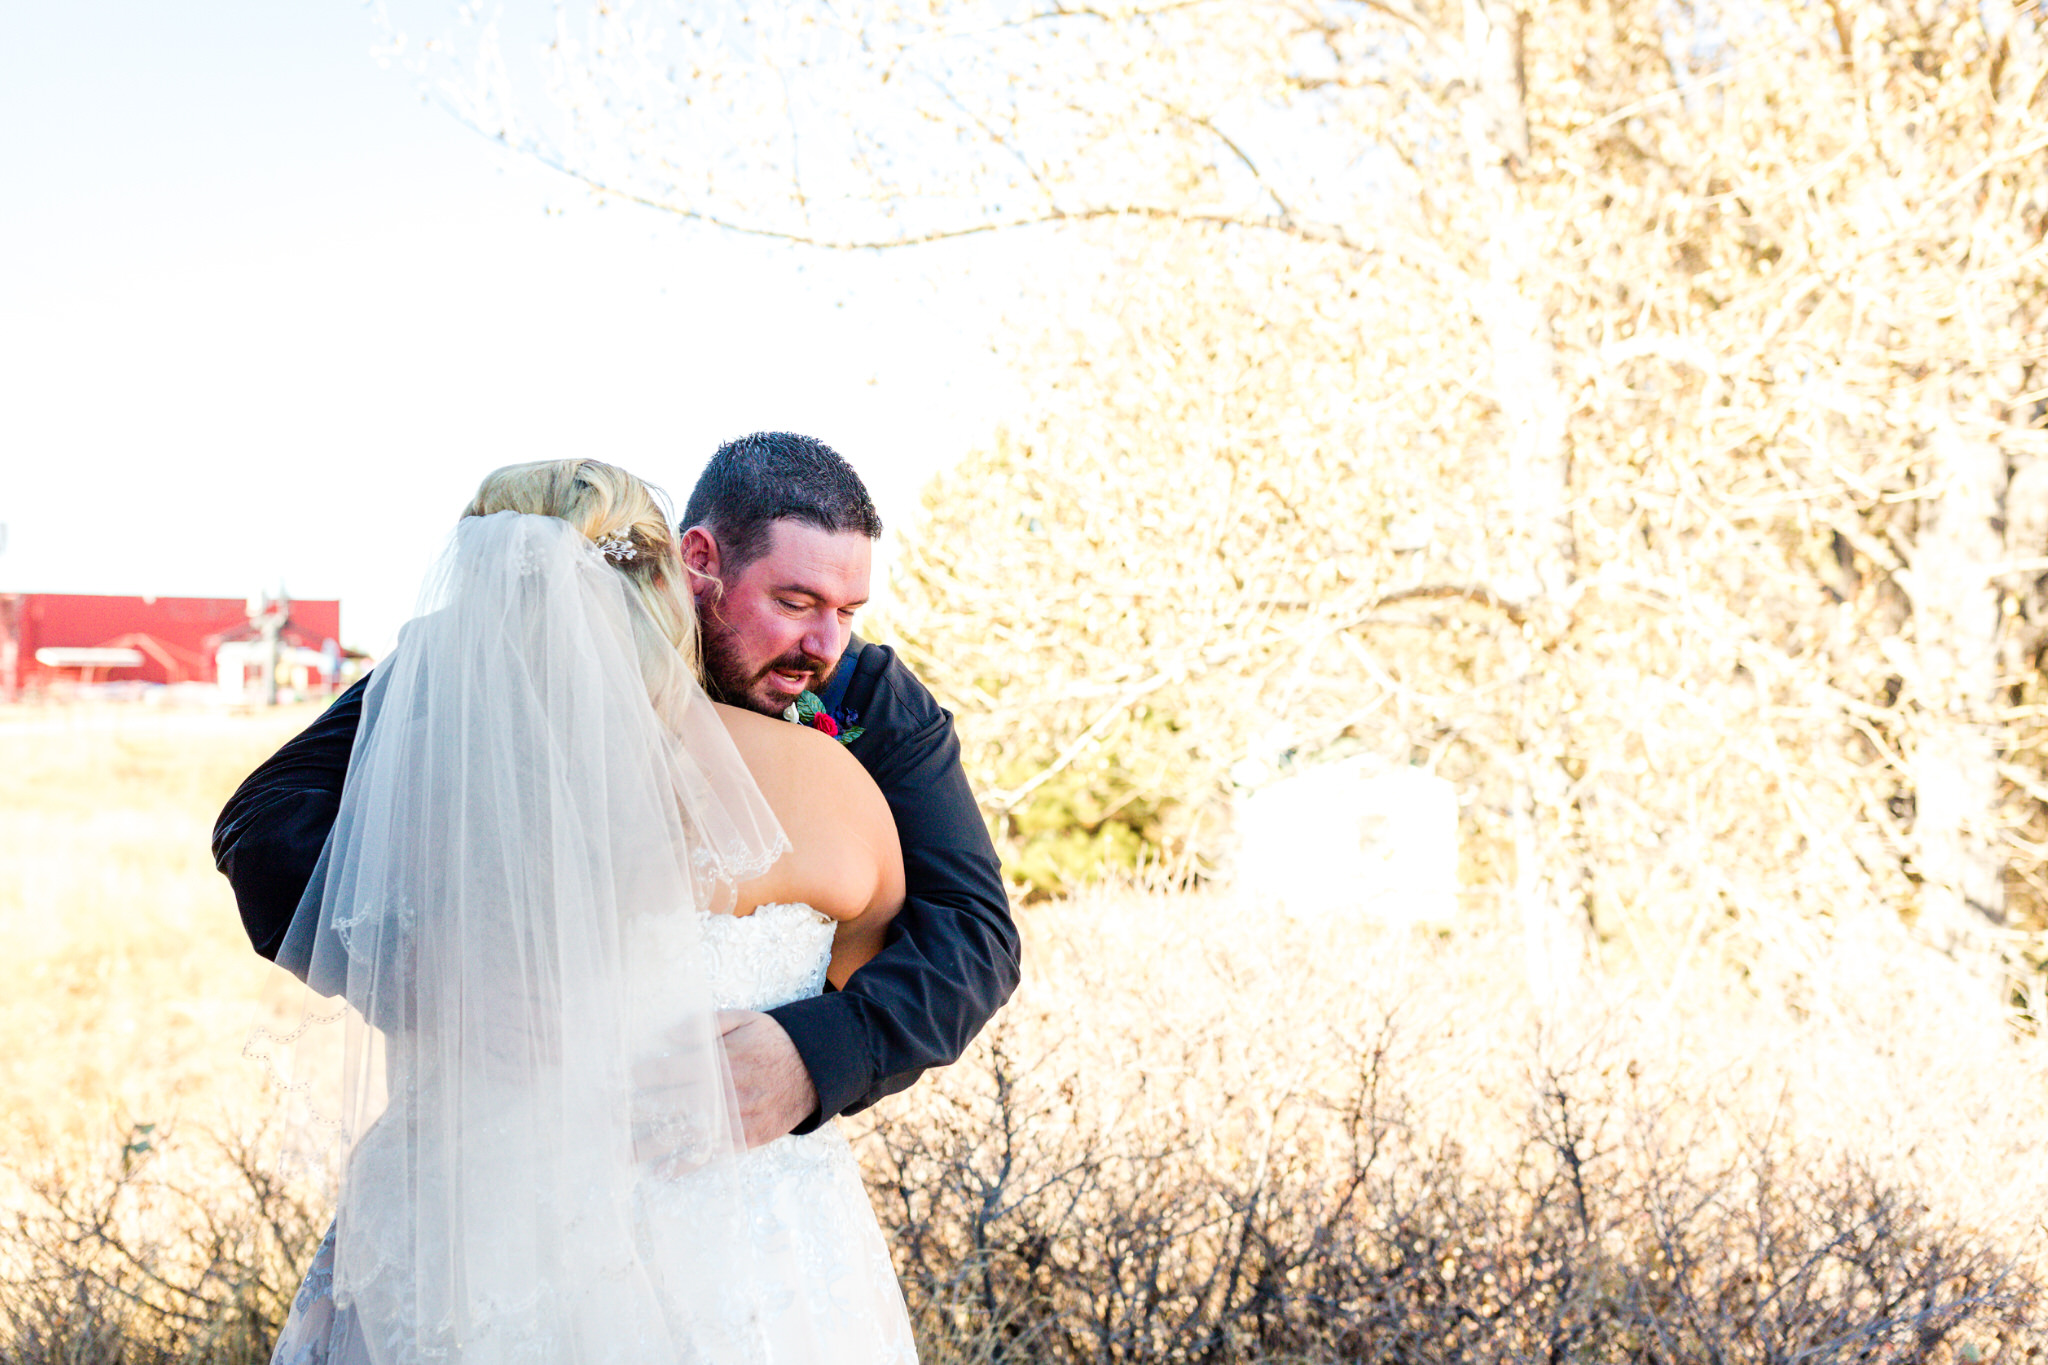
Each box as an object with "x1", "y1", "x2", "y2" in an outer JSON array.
[{"x1": 782, "y1": 689, "x2": 864, "y2": 745}]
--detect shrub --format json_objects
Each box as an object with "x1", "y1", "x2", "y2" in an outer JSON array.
[
  {"x1": 864, "y1": 892, "x2": 2048, "y2": 1364},
  {"x1": 5, "y1": 895, "x2": 2041, "y2": 1364},
  {"x1": 0, "y1": 1121, "x2": 324, "y2": 1365}
]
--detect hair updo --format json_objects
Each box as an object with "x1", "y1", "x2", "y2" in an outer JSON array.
[{"x1": 463, "y1": 459, "x2": 699, "y2": 679}]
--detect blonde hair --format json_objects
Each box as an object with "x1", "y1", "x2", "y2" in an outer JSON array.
[{"x1": 463, "y1": 459, "x2": 699, "y2": 678}]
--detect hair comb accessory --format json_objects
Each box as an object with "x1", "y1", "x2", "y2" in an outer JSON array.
[{"x1": 595, "y1": 532, "x2": 638, "y2": 563}]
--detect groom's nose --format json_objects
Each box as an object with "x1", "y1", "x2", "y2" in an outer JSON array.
[{"x1": 801, "y1": 614, "x2": 848, "y2": 670}]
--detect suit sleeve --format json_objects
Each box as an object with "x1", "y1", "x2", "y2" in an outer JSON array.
[
  {"x1": 767, "y1": 648, "x2": 1019, "y2": 1129},
  {"x1": 211, "y1": 676, "x2": 367, "y2": 961}
]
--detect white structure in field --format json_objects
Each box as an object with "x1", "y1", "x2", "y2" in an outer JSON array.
[
  {"x1": 215, "y1": 640, "x2": 332, "y2": 702},
  {"x1": 1234, "y1": 758, "x2": 1459, "y2": 924}
]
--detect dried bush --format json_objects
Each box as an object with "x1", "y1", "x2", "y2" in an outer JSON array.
[
  {"x1": 0, "y1": 1120, "x2": 325, "y2": 1365},
  {"x1": 877, "y1": 1045, "x2": 2028, "y2": 1364},
  {"x1": 859, "y1": 891, "x2": 2048, "y2": 1363},
  {"x1": 5, "y1": 892, "x2": 2043, "y2": 1363}
]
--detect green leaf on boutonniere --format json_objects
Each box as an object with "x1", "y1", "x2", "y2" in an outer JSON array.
[{"x1": 784, "y1": 689, "x2": 860, "y2": 744}]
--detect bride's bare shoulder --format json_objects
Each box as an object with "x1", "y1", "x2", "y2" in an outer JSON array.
[
  {"x1": 712, "y1": 702, "x2": 898, "y2": 922},
  {"x1": 714, "y1": 702, "x2": 860, "y2": 783}
]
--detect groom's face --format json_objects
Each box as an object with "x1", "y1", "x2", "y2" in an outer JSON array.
[{"x1": 690, "y1": 519, "x2": 872, "y2": 716}]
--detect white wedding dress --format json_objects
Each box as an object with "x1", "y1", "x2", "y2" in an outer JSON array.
[{"x1": 270, "y1": 902, "x2": 918, "y2": 1365}]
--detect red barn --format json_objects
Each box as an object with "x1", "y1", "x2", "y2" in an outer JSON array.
[{"x1": 0, "y1": 593, "x2": 343, "y2": 697}]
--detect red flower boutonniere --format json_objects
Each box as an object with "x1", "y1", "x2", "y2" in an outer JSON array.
[{"x1": 782, "y1": 690, "x2": 864, "y2": 745}]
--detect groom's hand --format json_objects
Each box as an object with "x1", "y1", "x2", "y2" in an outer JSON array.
[{"x1": 717, "y1": 1010, "x2": 819, "y2": 1148}]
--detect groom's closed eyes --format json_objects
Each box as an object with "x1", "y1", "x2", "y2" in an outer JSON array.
[{"x1": 773, "y1": 585, "x2": 868, "y2": 622}]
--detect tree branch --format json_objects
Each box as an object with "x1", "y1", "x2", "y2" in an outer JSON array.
[{"x1": 521, "y1": 144, "x2": 1365, "y2": 250}]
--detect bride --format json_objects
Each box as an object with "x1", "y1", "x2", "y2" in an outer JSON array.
[{"x1": 255, "y1": 460, "x2": 918, "y2": 1364}]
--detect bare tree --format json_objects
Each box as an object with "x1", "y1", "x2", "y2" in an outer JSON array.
[{"x1": 415, "y1": 0, "x2": 2048, "y2": 973}]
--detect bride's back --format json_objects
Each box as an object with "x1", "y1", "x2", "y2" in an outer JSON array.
[{"x1": 715, "y1": 703, "x2": 904, "y2": 984}]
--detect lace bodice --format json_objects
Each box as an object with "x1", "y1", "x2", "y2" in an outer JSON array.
[
  {"x1": 623, "y1": 901, "x2": 835, "y2": 1051},
  {"x1": 701, "y1": 902, "x2": 837, "y2": 1011}
]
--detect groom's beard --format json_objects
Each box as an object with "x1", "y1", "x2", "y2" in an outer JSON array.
[{"x1": 700, "y1": 617, "x2": 839, "y2": 717}]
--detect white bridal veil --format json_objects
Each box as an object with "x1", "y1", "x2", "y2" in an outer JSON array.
[{"x1": 250, "y1": 511, "x2": 791, "y2": 1364}]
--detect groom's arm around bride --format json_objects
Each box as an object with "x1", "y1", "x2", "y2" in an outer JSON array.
[{"x1": 212, "y1": 433, "x2": 1020, "y2": 1145}]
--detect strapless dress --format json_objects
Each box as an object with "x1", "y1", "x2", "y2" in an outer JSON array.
[{"x1": 270, "y1": 903, "x2": 917, "y2": 1365}]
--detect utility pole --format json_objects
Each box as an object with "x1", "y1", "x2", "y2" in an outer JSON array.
[{"x1": 247, "y1": 588, "x2": 291, "y2": 706}]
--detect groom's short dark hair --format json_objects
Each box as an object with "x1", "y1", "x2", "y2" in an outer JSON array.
[{"x1": 682, "y1": 432, "x2": 884, "y2": 571}]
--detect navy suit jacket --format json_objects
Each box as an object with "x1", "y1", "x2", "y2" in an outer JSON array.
[{"x1": 211, "y1": 635, "x2": 1019, "y2": 1130}]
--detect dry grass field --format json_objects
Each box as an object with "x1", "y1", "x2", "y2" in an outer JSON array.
[
  {"x1": 0, "y1": 704, "x2": 322, "y2": 1149},
  {"x1": 4, "y1": 703, "x2": 2047, "y2": 1362}
]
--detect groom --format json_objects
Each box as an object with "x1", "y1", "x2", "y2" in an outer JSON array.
[{"x1": 213, "y1": 432, "x2": 1019, "y2": 1145}]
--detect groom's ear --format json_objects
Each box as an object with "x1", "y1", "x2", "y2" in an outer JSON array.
[{"x1": 679, "y1": 526, "x2": 722, "y2": 596}]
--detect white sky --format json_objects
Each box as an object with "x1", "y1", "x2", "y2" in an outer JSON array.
[{"x1": 0, "y1": 2, "x2": 1025, "y2": 653}]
